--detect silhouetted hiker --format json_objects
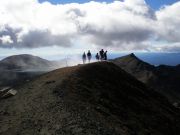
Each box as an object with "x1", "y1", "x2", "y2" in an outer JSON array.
[
  {"x1": 99, "y1": 49, "x2": 104, "y2": 61},
  {"x1": 87, "y1": 50, "x2": 92, "y2": 63},
  {"x1": 104, "y1": 51, "x2": 107, "y2": 60},
  {"x1": 82, "y1": 52, "x2": 86, "y2": 64},
  {"x1": 95, "y1": 53, "x2": 100, "y2": 61}
]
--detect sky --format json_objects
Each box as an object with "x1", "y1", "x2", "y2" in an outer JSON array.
[
  {"x1": 39, "y1": 0, "x2": 114, "y2": 4},
  {"x1": 39, "y1": 0, "x2": 179, "y2": 9},
  {"x1": 0, "y1": 0, "x2": 180, "y2": 59}
]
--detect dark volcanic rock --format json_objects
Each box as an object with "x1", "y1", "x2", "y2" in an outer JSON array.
[
  {"x1": 112, "y1": 53, "x2": 156, "y2": 83},
  {"x1": 112, "y1": 54, "x2": 180, "y2": 103},
  {"x1": 0, "y1": 62, "x2": 180, "y2": 135}
]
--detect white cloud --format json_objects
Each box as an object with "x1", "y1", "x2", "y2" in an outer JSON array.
[
  {"x1": 0, "y1": 35, "x2": 13, "y2": 44},
  {"x1": 156, "y1": 1, "x2": 180, "y2": 42},
  {"x1": 0, "y1": 0, "x2": 180, "y2": 52},
  {"x1": 152, "y1": 42, "x2": 180, "y2": 52}
]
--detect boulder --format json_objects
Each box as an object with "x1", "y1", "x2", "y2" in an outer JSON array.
[
  {"x1": 0, "y1": 88, "x2": 17, "y2": 99},
  {"x1": 0, "y1": 87, "x2": 11, "y2": 97}
]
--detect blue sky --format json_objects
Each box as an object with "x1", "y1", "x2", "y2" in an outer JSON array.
[
  {"x1": 39, "y1": 0, "x2": 178, "y2": 9},
  {"x1": 146, "y1": 0, "x2": 178, "y2": 9}
]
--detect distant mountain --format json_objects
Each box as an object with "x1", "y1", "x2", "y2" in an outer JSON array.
[
  {"x1": 112, "y1": 53, "x2": 180, "y2": 103},
  {"x1": 109, "y1": 53, "x2": 180, "y2": 66},
  {"x1": 0, "y1": 54, "x2": 60, "y2": 71},
  {"x1": 113, "y1": 53, "x2": 156, "y2": 83},
  {"x1": 0, "y1": 54, "x2": 61, "y2": 87},
  {"x1": 0, "y1": 62, "x2": 180, "y2": 135}
]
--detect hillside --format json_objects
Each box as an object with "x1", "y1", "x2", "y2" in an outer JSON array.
[
  {"x1": 0, "y1": 54, "x2": 61, "y2": 87},
  {"x1": 0, "y1": 54, "x2": 59, "y2": 71},
  {"x1": 112, "y1": 53, "x2": 180, "y2": 103},
  {"x1": 154, "y1": 65, "x2": 180, "y2": 102},
  {"x1": 112, "y1": 53, "x2": 156, "y2": 83},
  {"x1": 0, "y1": 62, "x2": 180, "y2": 135}
]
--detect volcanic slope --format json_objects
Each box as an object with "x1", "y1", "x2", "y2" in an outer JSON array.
[
  {"x1": 0, "y1": 54, "x2": 61, "y2": 87},
  {"x1": 112, "y1": 53, "x2": 180, "y2": 103},
  {"x1": 0, "y1": 62, "x2": 180, "y2": 135},
  {"x1": 0, "y1": 54, "x2": 59, "y2": 71},
  {"x1": 112, "y1": 53, "x2": 156, "y2": 83}
]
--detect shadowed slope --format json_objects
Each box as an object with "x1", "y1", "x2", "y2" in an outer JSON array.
[
  {"x1": 0, "y1": 62, "x2": 180, "y2": 135},
  {"x1": 112, "y1": 54, "x2": 180, "y2": 103},
  {"x1": 112, "y1": 53, "x2": 156, "y2": 83}
]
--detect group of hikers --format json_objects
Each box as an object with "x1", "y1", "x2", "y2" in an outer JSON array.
[{"x1": 82, "y1": 49, "x2": 108, "y2": 64}]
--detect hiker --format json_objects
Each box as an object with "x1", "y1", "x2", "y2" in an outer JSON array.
[
  {"x1": 104, "y1": 51, "x2": 108, "y2": 60},
  {"x1": 99, "y1": 49, "x2": 104, "y2": 61},
  {"x1": 82, "y1": 52, "x2": 86, "y2": 64},
  {"x1": 87, "y1": 50, "x2": 92, "y2": 63},
  {"x1": 95, "y1": 53, "x2": 100, "y2": 61}
]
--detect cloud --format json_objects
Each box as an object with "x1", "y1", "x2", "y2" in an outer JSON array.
[
  {"x1": 152, "y1": 43, "x2": 180, "y2": 52},
  {"x1": 156, "y1": 2, "x2": 180, "y2": 42},
  {"x1": 20, "y1": 30, "x2": 73, "y2": 48},
  {"x1": 0, "y1": 27, "x2": 74, "y2": 48},
  {"x1": 0, "y1": 35, "x2": 13, "y2": 44},
  {"x1": 0, "y1": 0, "x2": 180, "y2": 52},
  {"x1": 0, "y1": 25, "x2": 21, "y2": 47}
]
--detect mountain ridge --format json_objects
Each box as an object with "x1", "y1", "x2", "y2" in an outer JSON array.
[
  {"x1": 112, "y1": 53, "x2": 180, "y2": 103},
  {"x1": 0, "y1": 62, "x2": 180, "y2": 135}
]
